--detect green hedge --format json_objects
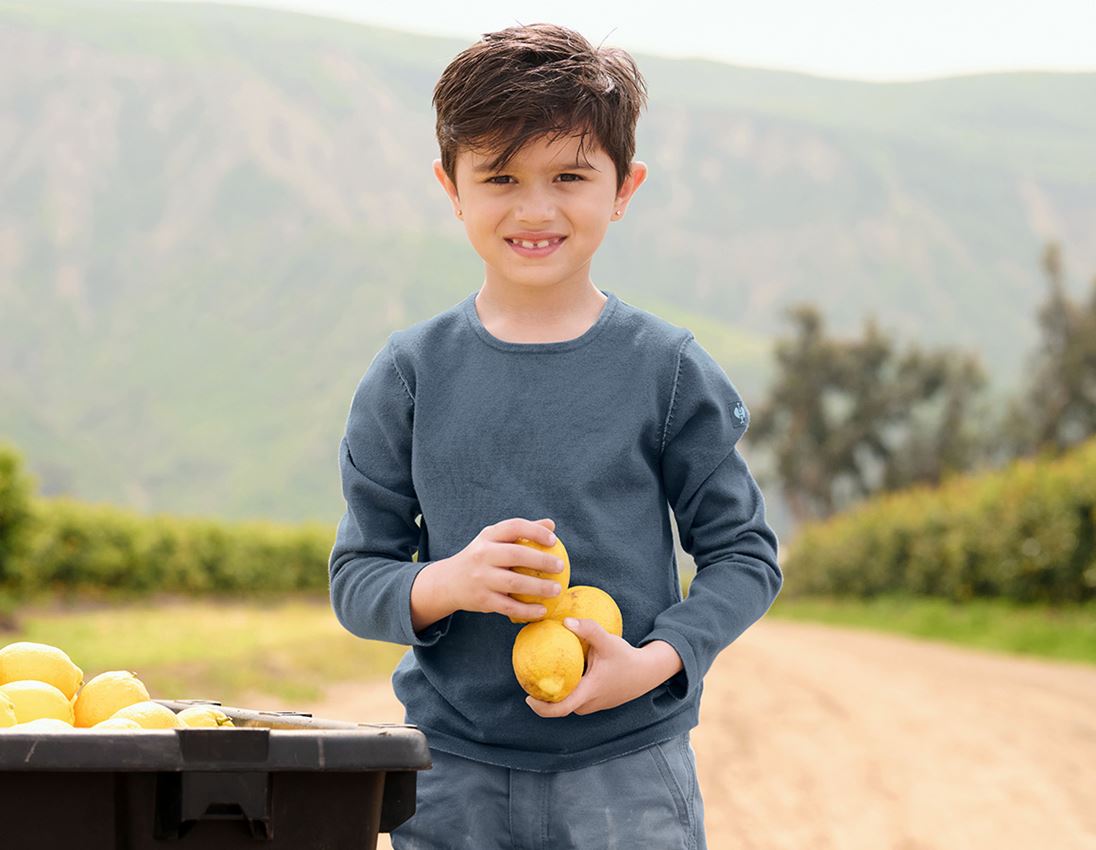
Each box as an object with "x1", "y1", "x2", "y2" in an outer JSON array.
[
  {"x1": 3, "y1": 497, "x2": 335, "y2": 597},
  {"x1": 0, "y1": 443, "x2": 35, "y2": 584},
  {"x1": 782, "y1": 436, "x2": 1096, "y2": 604},
  {"x1": 0, "y1": 445, "x2": 335, "y2": 598}
]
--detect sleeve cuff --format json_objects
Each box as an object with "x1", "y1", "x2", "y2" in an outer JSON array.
[
  {"x1": 398, "y1": 560, "x2": 453, "y2": 647},
  {"x1": 639, "y1": 627, "x2": 699, "y2": 701}
]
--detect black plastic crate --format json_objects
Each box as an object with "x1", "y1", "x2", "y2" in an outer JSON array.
[{"x1": 0, "y1": 698, "x2": 431, "y2": 849}]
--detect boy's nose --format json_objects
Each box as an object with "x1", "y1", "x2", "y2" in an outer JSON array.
[{"x1": 515, "y1": 191, "x2": 555, "y2": 223}]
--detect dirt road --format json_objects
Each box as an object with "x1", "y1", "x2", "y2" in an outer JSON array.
[{"x1": 298, "y1": 619, "x2": 1096, "y2": 850}]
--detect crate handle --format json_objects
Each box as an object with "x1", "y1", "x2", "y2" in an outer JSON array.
[{"x1": 154, "y1": 771, "x2": 273, "y2": 840}]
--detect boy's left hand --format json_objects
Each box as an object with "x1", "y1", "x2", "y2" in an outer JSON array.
[{"x1": 525, "y1": 618, "x2": 680, "y2": 718}]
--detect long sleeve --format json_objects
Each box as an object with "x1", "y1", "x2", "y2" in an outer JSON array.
[
  {"x1": 640, "y1": 335, "x2": 782, "y2": 700},
  {"x1": 328, "y1": 337, "x2": 452, "y2": 647}
]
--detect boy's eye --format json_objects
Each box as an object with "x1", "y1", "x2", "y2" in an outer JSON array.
[{"x1": 483, "y1": 174, "x2": 584, "y2": 184}]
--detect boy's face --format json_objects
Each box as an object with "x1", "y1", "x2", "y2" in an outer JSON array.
[{"x1": 433, "y1": 130, "x2": 646, "y2": 296}]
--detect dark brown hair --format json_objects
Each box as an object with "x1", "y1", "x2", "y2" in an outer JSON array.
[{"x1": 433, "y1": 23, "x2": 648, "y2": 194}]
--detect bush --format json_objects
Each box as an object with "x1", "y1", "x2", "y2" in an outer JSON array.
[
  {"x1": 782, "y1": 435, "x2": 1096, "y2": 604},
  {"x1": 3, "y1": 496, "x2": 334, "y2": 599},
  {"x1": 0, "y1": 443, "x2": 34, "y2": 585}
]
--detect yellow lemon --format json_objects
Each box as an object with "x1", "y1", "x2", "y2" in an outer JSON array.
[
  {"x1": 508, "y1": 535, "x2": 571, "y2": 624},
  {"x1": 9, "y1": 718, "x2": 79, "y2": 732},
  {"x1": 176, "y1": 706, "x2": 235, "y2": 728},
  {"x1": 73, "y1": 670, "x2": 151, "y2": 728},
  {"x1": 512, "y1": 619, "x2": 584, "y2": 703},
  {"x1": 0, "y1": 680, "x2": 75, "y2": 724},
  {"x1": 549, "y1": 585, "x2": 623, "y2": 657},
  {"x1": 0, "y1": 691, "x2": 17, "y2": 727},
  {"x1": 110, "y1": 700, "x2": 183, "y2": 729},
  {"x1": 93, "y1": 717, "x2": 144, "y2": 731},
  {"x1": 0, "y1": 641, "x2": 84, "y2": 700}
]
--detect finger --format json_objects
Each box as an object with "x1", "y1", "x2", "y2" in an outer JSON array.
[
  {"x1": 496, "y1": 542, "x2": 566, "y2": 573},
  {"x1": 508, "y1": 569, "x2": 565, "y2": 595},
  {"x1": 563, "y1": 617, "x2": 613, "y2": 650},
  {"x1": 506, "y1": 545, "x2": 569, "y2": 569},
  {"x1": 495, "y1": 570, "x2": 563, "y2": 600},
  {"x1": 489, "y1": 518, "x2": 558, "y2": 548},
  {"x1": 526, "y1": 673, "x2": 595, "y2": 718},
  {"x1": 525, "y1": 693, "x2": 576, "y2": 718},
  {"x1": 490, "y1": 592, "x2": 547, "y2": 622}
]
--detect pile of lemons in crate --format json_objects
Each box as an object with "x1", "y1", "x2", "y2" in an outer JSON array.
[
  {"x1": 0, "y1": 642, "x2": 233, "y2": 731},
  {"x1": 508, "y1": 534, "x2": 624, "y2": 704}
]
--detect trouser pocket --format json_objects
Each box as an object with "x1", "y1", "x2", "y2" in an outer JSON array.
[{"x1": 647, "y1": 734, "x2": 697, "y2": 847}]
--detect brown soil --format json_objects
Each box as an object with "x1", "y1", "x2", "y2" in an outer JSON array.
[{"x1": 257, "y1": 619, "x2": 1096, "y2": 850}]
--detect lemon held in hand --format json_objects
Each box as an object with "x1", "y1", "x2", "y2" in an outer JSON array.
[
  {"x1": 549, "y1": 585, "x2": 623, "y2": 657},
  {"x1": 508, "y1": 535, "x2": 571, "y2": 624},
  {"x1": 512, "y1": 619, "x2": 584, "y2": 703}
]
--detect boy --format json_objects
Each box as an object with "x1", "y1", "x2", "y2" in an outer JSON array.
[{"x1": 329, "y1": 22, "x2": 782, "y2": 849}]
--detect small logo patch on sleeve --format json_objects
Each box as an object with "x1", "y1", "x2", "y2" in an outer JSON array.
[{"x1": 733, "y1": 401, "x2": 748, "y2": 427}]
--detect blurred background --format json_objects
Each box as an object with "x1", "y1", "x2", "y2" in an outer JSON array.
[{"x1": 0, "y1": 2, "x2": 1094, "y2": 846}]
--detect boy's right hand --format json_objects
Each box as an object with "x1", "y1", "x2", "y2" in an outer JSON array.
[{"x1": 411, "y1": 518, "x2": 566, "y2": 629}]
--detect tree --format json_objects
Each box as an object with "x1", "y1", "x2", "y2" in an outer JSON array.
[
  {"x1": 750, "y1": 305, "x2": 989, "y2": 524},
  {"x1": 1001, "y1": 241, "x2": 1096, "y2": 457}
]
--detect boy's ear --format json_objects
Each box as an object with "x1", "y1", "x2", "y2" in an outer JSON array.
[
  {"x1": 433, "y1": 159, "x2": 462, "y2": 219},
  {"x1": 613, "y1": 161, "x2": 648, "y2": 219}
]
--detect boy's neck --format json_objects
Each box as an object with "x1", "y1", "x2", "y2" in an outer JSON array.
[{"x1": 474, "y1": 281, "x2": 609, "y2": 345}]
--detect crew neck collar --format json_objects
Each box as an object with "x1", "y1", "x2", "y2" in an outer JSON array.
[{"x1": 463, "y1": 289, "x2": 619, "y2": 353}]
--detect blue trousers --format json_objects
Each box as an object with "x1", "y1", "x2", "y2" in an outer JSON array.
[{"x1": 390, "y1": 732, "x2": 707, "y2": 850}]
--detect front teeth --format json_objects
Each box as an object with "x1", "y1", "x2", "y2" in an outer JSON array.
[{"x1": 512, "y1": 238, "x2": 557, "y2": 249}]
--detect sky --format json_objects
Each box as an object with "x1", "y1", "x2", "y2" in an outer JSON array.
[{"x1": 157, "y1": 0, "x2": 1096, "y2": 82}]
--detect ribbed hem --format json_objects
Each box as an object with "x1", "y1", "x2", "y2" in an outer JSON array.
[{"x1": 413, "y1": 705, "x2": 700, "y2": 773}]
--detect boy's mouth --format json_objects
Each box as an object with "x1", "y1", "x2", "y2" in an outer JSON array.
[
  {"x1": 505, "y1": 236, "x2": 566, "y2": 249},
  {"x1": 504, "y1": 236, "x2": 566, "y2": 258}
]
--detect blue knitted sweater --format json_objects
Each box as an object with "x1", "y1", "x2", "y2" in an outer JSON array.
[{"x1": 329, "y1": 289, "x2": 782, "y2": 771}]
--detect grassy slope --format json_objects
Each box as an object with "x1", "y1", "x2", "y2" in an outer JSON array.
[
  {"x1": 1, "y1": 592, "x2": 1090, "y2": 713},
  {"x1": 768, "y1": 593, "x2": 1096, "y2": 666},
  {"x1": 4, "y1": 594, "x2": 406, "y2": 705}
]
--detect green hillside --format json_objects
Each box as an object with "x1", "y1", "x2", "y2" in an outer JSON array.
[{"x1": 1, "y1": 0, "x2": 1094, "y2": 540}]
